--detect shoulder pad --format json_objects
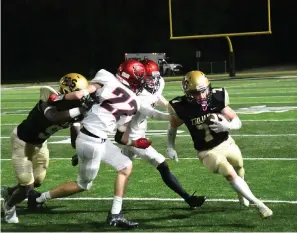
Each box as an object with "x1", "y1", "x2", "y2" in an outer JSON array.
[
  {"x1": 169, "y1": 96, "x2": 184, "y2": 105},
  {"x1": 211, "y1": 88, "x2": 229, "y2": 109},
  {"x1": 40, "y1": 86, "x2": 59, "y2": 102},
  {"x1": 89, "y1": 69, "x2": 116, "y2": 86}
]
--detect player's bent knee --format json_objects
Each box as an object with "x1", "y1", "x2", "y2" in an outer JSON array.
[
  {"x1": 34, "y1": 169, "x2": 47, "y2": 185},
  {"x1": 217, "y1": 161, "x2": 234, "y2": 177},
  {"x1": 17, "y1": 172, "x2": 34, "y2": 186},
  {"x1": 77, "y1": 179, "x2": 93, "y2": 191},
  {"x1": 119, "y1": 163, "x2": 133, "y2": 176}
]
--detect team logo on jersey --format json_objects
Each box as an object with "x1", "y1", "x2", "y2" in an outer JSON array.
[{"x1": 133, "y1": 65, "x2": 145, "y2": 78}]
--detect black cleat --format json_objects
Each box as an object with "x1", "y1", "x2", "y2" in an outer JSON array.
[
  {"x1": 185, "y1": 191, "x2": 206, "y2": 209},
  {"x1": 27, "y1": 189, "x2": 46, "y2": 211},
  {"x1": 106, "y1": 211, "x2": 139, "y2": 229}
]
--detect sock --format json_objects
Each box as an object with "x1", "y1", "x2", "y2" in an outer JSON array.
[
  {"x1": 36, "y1": 191, "x2": 51, "y2": 203},
  {"x1": 111, "y1": 196, "x2": 123, "y2": 214},
  {"x1": 157, "y1": 162, "x2": 190, "y2": 200},
  {"x1": 229, "y1": 176, "x2": 262, "y2": 206}
]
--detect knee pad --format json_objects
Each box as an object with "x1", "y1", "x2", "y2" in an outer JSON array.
[
  {"x1": 217, "y1": 161, "x2": 234, "y2": 177},
  {"x1": 76, "y1": 178, "x2": 93, "y2": 191}
]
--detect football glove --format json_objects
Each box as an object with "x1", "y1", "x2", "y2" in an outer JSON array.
[
  {"x1": 134, "y1": 138, "x2": 152, "y2": 149},
  {"x1": 209, "y1": 115, "x2": 230, "y2": 133},
  {"x1": 71, "y1": 154, "x2": 79, "y2": 166},
  {"x1": 80, "y1": 95, "x2": 95, "y2": 111},
  {"x1": 167, "y1": 148, "x2": 179, "y2": 162}
]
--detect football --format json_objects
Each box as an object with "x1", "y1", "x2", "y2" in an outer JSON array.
[{"x1": 205, "y1": 113, "x2": 222, "y2": 125}]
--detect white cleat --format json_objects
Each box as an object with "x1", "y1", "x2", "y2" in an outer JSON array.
[
  {"x1": 238, "y1": 194, "x2": 250, "y2": 207},
  {"x1": 258, "y1": 205, "x2": 273, "y2": 219},
  {"x1": 4, "y1": 205, "x2": 19, "y2": 224}
]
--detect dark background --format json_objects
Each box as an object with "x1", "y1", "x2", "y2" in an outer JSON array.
[{"x1": 2, "y1": 0, "x2": 297, "y2": 82}]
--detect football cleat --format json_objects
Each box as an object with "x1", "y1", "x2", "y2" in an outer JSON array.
[
  {"x1": 27, "y1": 189, "x2": 46, "y2": 211},
  {"x1": 185, "y1": 191, "x2": 207, "y2": 209},
  {"x1": 258, "y1": 204, "x2": 273, "y2": 219},
  {"x1": 3, "y1": 204, "x2": 19, "y2": 224},
  {"x1": 106, "y1": 211, "x2": 139, "y2": 229},
  {"x1": 238, "y1": 193, "x2": 250, "y2": 207}
]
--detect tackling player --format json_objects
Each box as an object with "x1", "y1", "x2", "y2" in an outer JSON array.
[
  {"x1": 26, "y1": 61, "x2": 168, "y2": 229},
  {"x1": 119, "y1": 59, "x2": 206, "y2": 208},
  {"x1": 1, "y1": 73, "x2": 94, "y2": 224},
  {"x1": 167, "y1": 71, "x2": 273, "y2": 218}
]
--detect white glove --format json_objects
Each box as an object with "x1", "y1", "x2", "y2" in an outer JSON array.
[
  {"x1": 209, "y1": 115, "x2": 230, "y2": 133},
  {"x1": 167, "y1": 148, "x2": 179, "y2": 162}
]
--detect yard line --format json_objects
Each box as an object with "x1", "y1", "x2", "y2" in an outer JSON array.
[
  {"x1": 1, "y1": 197, "x2": 295, "y2": 204},
  {"x1": 1, "y1": 157, "x2": 297, "y2": 161},
  {"x1": 1, "y1": 119, "x2": 296, "y2": 126}
]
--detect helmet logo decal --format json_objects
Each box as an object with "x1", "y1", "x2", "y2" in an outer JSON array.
[
  {"x1": 132, "y1": 65, "x2": 145, "y2": 78},
  {"x1": 62, "y1": 76, "x2": 77, "y2": 90}
]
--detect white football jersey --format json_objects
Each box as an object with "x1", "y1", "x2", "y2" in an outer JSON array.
[
  {"x1": 128, "y1": 78, "x2": 165, "y2": 140},
  {"x1": 82, "y1": 69, "x2": 140, "y2": 139}
]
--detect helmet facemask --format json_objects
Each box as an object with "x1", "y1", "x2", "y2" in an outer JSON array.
[
  {"x1": 184, "y1": 83, "x2": 212, "y2": 111},
  {"x1": 143, "y1": 71, "x2": 161, "y2": 94}
]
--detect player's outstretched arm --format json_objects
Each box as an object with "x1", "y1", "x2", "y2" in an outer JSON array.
[
  {"x1": 114, "y1": 124, "x2": 152, "y2": 149},
  {"x1": 167, "y1": 104, "x2": 184, "y2": 162},
  {"x1": 43, "y1": 105, "x2": 85, "y2": 124},
  {"x1": 64, "y1": 84, "x2": 101, "y2": 100},
  {"x1": 139, "y1": 104, "x2": 169, "y2": 121},
  {"x1": 157, "y1": 95, "x2": 169, "y2": 109},
  {"x1": 70, "y1": 122, "x2": 81, "y2": 149}
]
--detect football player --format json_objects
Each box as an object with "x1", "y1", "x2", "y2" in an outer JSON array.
[
  {"x1": 27, "y1": 61, "x2": 168, "y2": 229},
  {"x1": 167, "y1": 70, "x2": 273, "y2": 218},
  {"x1": 1, "y1": 73, "x2": 93, "y2": 224},
  {"x1": 119, "y1": 59, "x2": 206, "y2": 208}
]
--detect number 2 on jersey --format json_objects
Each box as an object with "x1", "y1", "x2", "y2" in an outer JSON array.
[{"x1": 101, "y1": 87, "x2": 137, "y2": 121}]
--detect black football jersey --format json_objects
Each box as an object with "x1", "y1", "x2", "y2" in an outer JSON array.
[
  {"x1": 169, "y1": 88, "x2": 229, "y2": 151},
  {"x1": 17, "y1": 99, "x2": 82, "y2": 144}
]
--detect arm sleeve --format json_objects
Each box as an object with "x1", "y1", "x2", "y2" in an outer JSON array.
[
  {"x1": 70, "y1": 122, "x2": 81, "y2": 149},
  {"x1": 167, "y1": 124, "x2": 177, "y2": 148},
  {"x1": 44, "y1": 106, "x2": 84, "y2": 123}
]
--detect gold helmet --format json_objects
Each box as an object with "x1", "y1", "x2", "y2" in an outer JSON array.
[
  {"x1": 59, "y1": 73, "x2": 89, "y2": 94},
  {"x1": 182, "y1": 71, "x2": 212, "y2": 109}
]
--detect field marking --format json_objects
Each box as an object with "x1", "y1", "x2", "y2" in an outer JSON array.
[
  {"x1": 2, "y1": 119, "x2": 297, "y2": 126},
  {"x1": 1, "y1": 134, "x2": 297, "y2": 140},
  {"x1": 1, "y1": 157, "x2": 297, "y2": 161},
  {"x1": 0, "y1": 197, "x2": 295, "y2": 204}
]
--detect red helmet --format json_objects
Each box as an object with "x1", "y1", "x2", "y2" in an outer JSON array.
[
  {"x1": 116, "y1": 59, "x2": 146, "y2": 94},
  {"x1": 141, "y1": 59, "x2": 161, "y2": 94}
]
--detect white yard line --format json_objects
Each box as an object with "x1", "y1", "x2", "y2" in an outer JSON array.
[
  {"x1": 0, "y1": 197, "x2": 295, "y2": 204},
  {"x1": 1, "y1": 119, "x2": 296, "y2": 126}
]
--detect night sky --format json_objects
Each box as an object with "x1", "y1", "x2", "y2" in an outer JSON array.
[{"x1": 2, "y1": 0, "x2": 297, "y2": 82}]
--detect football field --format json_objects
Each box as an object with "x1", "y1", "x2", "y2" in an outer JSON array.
[{"x1": 1, "y1": 77, "x2": 297, "y2": 232}]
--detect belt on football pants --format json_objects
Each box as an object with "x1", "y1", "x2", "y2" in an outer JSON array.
[{"x1": 80, "y1": 127, "x2": 106, "y2": 143}]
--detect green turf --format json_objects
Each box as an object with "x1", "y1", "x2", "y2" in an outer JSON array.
[{"x1": 1, "y1": 77, "x2": 297, "y2": 232}]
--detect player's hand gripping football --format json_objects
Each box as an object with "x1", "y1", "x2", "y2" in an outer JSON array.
[
  {"x1": 209, "y1": 115, "x2": 230, "y2": 133},
  {"x1": 133, "y1": 138, "x2": 152, "y2": 149},
  {"x1": 167, "y1": 148, "x2": 179, "y2": 162}
]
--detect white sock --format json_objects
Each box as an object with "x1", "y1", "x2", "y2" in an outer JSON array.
[
  {"x1": 36, "y1": 191, "x2": 51, "y2": 203},
  {"x1": 230, "y1": 176, "x2": 262, "y2": 206},
  {"x1": 111, "y1": 196, "x2": 123, "y2": 214}
]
